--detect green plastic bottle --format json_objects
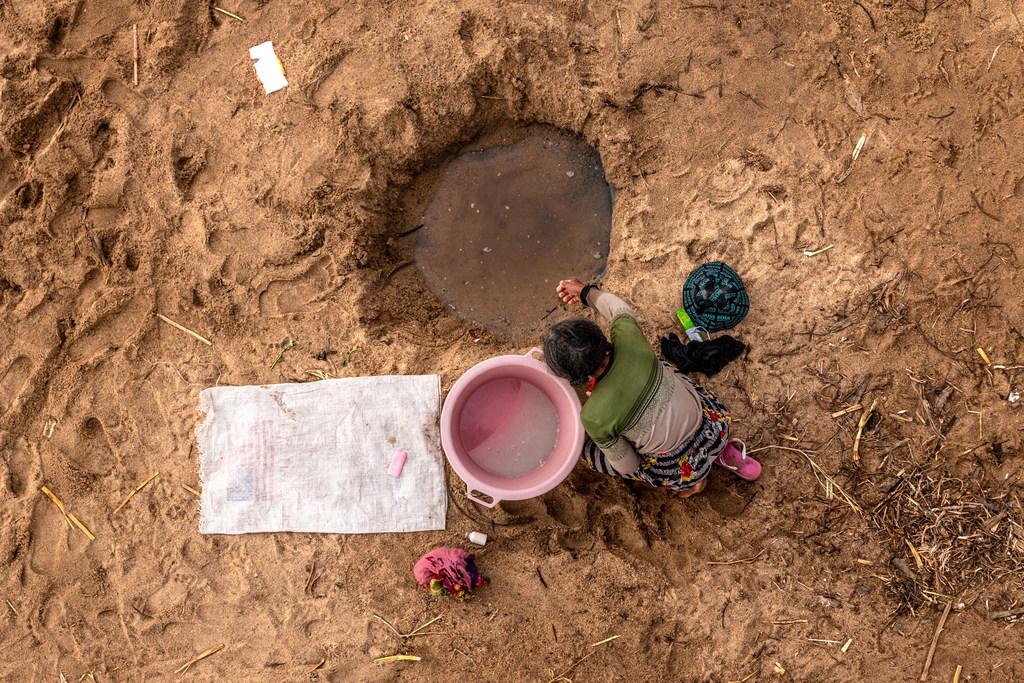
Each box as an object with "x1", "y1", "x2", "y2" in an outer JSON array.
[{"x1": 675, "y1": 308, "x2": 707, "y2": 342}]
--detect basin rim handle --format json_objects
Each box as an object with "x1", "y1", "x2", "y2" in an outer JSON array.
[{"x1": 466, "y1": 486, "x2": 499, "y2": 508}]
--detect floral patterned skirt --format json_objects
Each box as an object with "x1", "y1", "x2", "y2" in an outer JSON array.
[{"x1": 581, "y1": 381, "x2": 731, "y2": 491}]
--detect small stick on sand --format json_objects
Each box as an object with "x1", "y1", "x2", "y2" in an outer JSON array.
[
  {"x1": 181, "y1": 483, "x2": 201, "y2": 497},
  {"x1": 841, "y1": 638, "x2": 853, "y2": 653},
  {"x1": 976, "y1": 348, "x2": 991, "y2": 365},
  {"x1": 175, "y1": 644, "x2": 225, "y2": 674},
  {"x1": 748, "y1": 445, "x2": 862, "y2": 513},
  {"x1": 132, "y1": 24, "x2": 139, "y2": 86},
  {"x1": 803, "y1": 244, "x2": 834, "y2": 257},
  {"x1": 726, "y1": 672, "x2": 756, "y2": 683},
  {"x1": 546, "y1": 651, "x2": 596, "y2": 683},
  {"x1": 306, "y1": 658, "x2": 326, "y2": 673},
  {"x1": 852, "y1": 132, "x2": 867, "y2": 160},
  {"x1": 156, "y1": 313, "x2": 212, "y2": 345},
  {"x1": 214, "y1": 6, "x2": 246, "y2": 21},
  {"x1": 772, "y1": 619, "x2": 809, "y2": 625},
  {"x1": 5, "y1": 599, "x2": 16, "y2": 615},
  {"x1": 707, "y1": 548, "x2": 766, "y2": 565},
  {"x1": 589, "y1": 635, "x2": 620, "y2": 647},
  {"x1": 952, "y1": 664, "x2": 962, "y2": 683},
  {"x1": 989, "y1": 606, "x2": 1024, "y2": 620},
  {"x1": 41, "y1": 486, "x2": 95, "y2": 541},
  {"x1": 114, "y1": 471, "x2": 159, "y2": 513},
  {"x1": 373, "y1": 614, "x2": 442, "y2": 639},
  {"x1": 920, "y1": 601, "x2": 953, "y2": 682},
  {"x1": 852, "y1": 399, "x2": 877, "y2": 465},
  {"x1": 374, "y1": 654, "x2": 421, "y2": 665},
  {"x1": 831, "y1": 403, "x2": 862, "y2": 418}
]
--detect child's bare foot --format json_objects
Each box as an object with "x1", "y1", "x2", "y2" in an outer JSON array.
[{"x1": 676, "y1": 478, "x2": 708, "y2": 498}]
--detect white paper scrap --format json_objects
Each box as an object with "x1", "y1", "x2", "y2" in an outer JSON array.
[{"x1": 249, "y1": 41, "x2": 288, "y2": 94}]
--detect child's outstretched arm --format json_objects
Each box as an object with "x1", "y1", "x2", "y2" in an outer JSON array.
[{"x1": 556, "y1": 278, "x2": 635, "y2": 323}]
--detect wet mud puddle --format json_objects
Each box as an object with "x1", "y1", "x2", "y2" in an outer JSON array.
[{"x1": 415, "y1": 127, "x2": 613, "y2": 337}]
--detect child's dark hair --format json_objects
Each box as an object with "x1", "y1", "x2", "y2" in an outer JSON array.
[{"x1": 542, "y1": 318, "x2": 612, "y2": 386}]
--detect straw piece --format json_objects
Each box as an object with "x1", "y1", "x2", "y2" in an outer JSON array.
[
  {"x1": 976, "y1": 348, "x2": 991, "y2": 365},
  {"x1": 852, "y1": 399, "x2": 877, "y2": 465},
  {"x1": 156, "y1": 313, "x2": 212, "y2": 345},
  {"x1": 175, "y1": 644, "x2": 225, "y2": 674},
  {"x1": 374, "y1": 655, "x2": 421, "y2": 665},
  {"x1": 182, "y1": 483, "x2": 201, "y2": 497},
  {"x1": 213, "y1": 6, "x2": 246, "y2": 21},
  {"x1": 831, "y1": 403, "x2": 862, "y2": 418},
  {"x1": 920, "y1": 602, "x2": 952, "y2": 681},
  {"x1": 590, "y1": 635, "x2": 620, "y2": 647},
  {"x1": 132, "y1": 24, "x2": 139, "y2": 86},
  {"x1": 803, "y1": 244, "x2": 834, "y2": 257},
  {"x1": 373, "y1": 614, "x2": 442, "y2": 639},
  {"x1": 41, "y1": 486, "x2": 95, "y2": 541},
  {"x1": 306, "y1": 658, "x2": 325, "y2": 673},
  {"x1": 724, "y1": 671, "x2": 757, "y2": 683},
  {"x1": 707, "y1": 548, "x2": 766, "y2": 565},
  {"x1": 905, "y1": 539, "x2": 925, "y2": 573},
  {"x1": 852, "y1": 132, "x2": 867, "y2": 160},
  {"x1": 952, "y1": 664, "x2": 962, "y2": 683},
  {"x1": 751, "y1": 445, "x2": 862, "y2": 514},
  {"x1": 841, "y1": 638, "x2": 853, "y2": 653},
  {"x1": 545, "y1": 651, "x2": 596, "y2": 683},
  {"x1": 5, "y1": 599, "x2": 16, "y2": 615},
  {"x1": 114, "y1": 471, "x2": 159, "y2": 513}
]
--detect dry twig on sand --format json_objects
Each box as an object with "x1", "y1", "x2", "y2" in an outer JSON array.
[
  {"x1": 748, "y1": 445, "x2": 862, "y2": 514},
  {"x1": 546, "y1": 630, "x2": 620, "y2": 682},
  {"x1": 213, "y1": 6, "x2": 246, "y2": 21},
  {"x1": 132, "y1": 24, "x2": 139, "y2": 86},
  {"x1": 175, "y1": 644, "x2": 224, "y2": 674},
  {"x1": 707, "y1": 549, "x2": 766, "y2": 565},
  {"x1": 373, "y1": 614, "x2": 442, "y2": 639},
  {"x1": 41, "y1": 486, "x2": 95, "y2": 540},
  {"x1": 851, "y1": 398, "x2": 877, "y2": 465},
  {"x1": 869, "y1": 458, "x2": 1024, "y2": 609},
  {"x1": 156, "y1": 313, "x2": 212, "y2": 345},
  {"x1": 919, "y1": 601, "x2": 952, "y2": 681},
  {"x1": 114, "y1": 472, "x2": 159, "y2": 513},
  {"x1": 374, "y1": 654, "x2": 421, "y2": 665}
]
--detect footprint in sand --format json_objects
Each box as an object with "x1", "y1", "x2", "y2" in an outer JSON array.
[
  {"x1": 0, "y1": 356, "x2": 32, "y2": 416},
  {"x1": 28, "y1": 497, "x2": 77, "y2": 576},
  {"x1": 100, "y1": 79, "x2": 150, "y2": 131},
  {"x1": 66, "y1": 295, "x2": 149, "y2": 364},
  {"x1": 257, "y1": 257, "x2": 336, "y2": 317},
  {"x1": 706, "y1": 476, "x2": 748, "y2": 517},
  {"x1": 540, "y1": 488, "x2": 587, "y2": 528},
  {"x1": 145, "y1": 569, "x2": 191, "y2": 615},
  {"x1": 45, "y1": 411, "x2": 118, "y2": 478},
  {"x1": 4, "y1": 437, "x2": 39, "y2": 497}
]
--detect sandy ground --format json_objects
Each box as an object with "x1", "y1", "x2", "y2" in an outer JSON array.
[{"x1": 2, "y1": 0, "x2": 1024, "y2": 681}]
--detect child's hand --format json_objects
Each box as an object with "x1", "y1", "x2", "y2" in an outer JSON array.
[{"x1": 556, "y1": 278, "x2": 586, "y2": 305}]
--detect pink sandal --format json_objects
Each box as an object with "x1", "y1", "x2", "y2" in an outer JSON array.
[{"x1": 714, "y1": 439, "x2": 762, "y2": 481}]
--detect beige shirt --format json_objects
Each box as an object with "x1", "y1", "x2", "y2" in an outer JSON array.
[{"x1": 586, "y1": 289, "x2": 704, "y2": 474}]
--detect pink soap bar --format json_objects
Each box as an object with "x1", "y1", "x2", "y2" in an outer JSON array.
[{"x1": 387, "y1": 450, "x2": 408, "y2": 478}]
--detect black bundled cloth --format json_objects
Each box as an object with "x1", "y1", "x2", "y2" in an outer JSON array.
[{"x1": 659, "y1": 332, "x2": 745, "y2": 376}]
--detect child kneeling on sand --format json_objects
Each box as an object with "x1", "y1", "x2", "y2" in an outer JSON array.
[{"x1": 542, "y1": 278, "x2": 760, "y2": 497}]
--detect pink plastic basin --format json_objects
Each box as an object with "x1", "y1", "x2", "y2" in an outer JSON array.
[{"x1": 441, "y1": 348, "x2": 584, "y2": 508}]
